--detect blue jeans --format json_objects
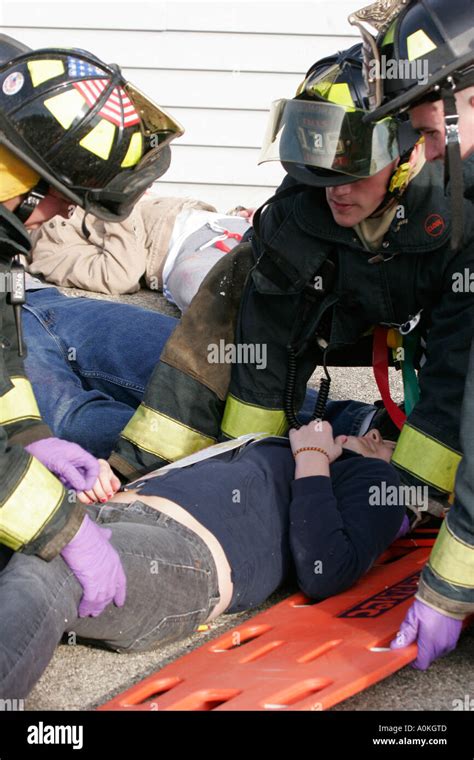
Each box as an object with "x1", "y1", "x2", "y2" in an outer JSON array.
[
  {"x1": 23, "y1": 289, "x2": 178, "y2": 458},
  {"x1": 0, "y1": 501, "x2": 220, "y2": 699},
  {"x1": 23, "y1": 289, "x2": 376, "y2": 458}
]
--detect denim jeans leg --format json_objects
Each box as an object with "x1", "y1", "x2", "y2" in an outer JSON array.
[
  {"x1": 69, "y1": 503, "x2": 220, "y2": 653},
  {"x1": 0, "y1": 504, "x2": 219, "y2": 697},
  {"x1": 23, "y1": 289, "x2": 178, "y2": 457},
  {"x1": 0, "y1": 551, "x2": 82, "y2": 699}
]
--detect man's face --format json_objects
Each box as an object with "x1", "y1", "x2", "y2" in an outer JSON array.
[
  {"x1": 410, "y1": 88, "x2": 474, "y2": 161},
  {"x1": 24, "y1": 187, "x2": 74, "y2": 230},
  {"x1": 325, "y1": 161, "x2": 396, "y2": 227}
]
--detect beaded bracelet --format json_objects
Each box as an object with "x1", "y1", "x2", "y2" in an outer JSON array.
[{"x1": 293, "y1": 446, "x2": 330, "y2": 461}]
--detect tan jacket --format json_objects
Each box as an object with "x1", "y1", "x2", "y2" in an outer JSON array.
[{"x1": 28, "y1": 196, "x2": 216, "y2": 294}]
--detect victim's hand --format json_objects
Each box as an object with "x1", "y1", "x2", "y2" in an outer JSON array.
[
  {"x1": 289, "y1": 420, "x2": 344, "y2": 464},
  {"x1": 77, "y1": 459, "x2": 121, "y2": 504}
]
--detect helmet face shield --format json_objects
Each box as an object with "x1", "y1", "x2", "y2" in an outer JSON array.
[{"x1": 259, "y1": 98, "x2": 400, "y2": 180}]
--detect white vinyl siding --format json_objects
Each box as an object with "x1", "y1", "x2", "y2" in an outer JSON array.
[{"x1": 1, "y1": 0, "x2": 358, "y2": 210}]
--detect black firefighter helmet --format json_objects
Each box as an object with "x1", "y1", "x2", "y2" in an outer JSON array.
[
  {"x1": 349, "y1": 0, "x2": 474, "y2": 249},
  {"x1": 258, "y1": 43, "x2": 417, "y2": 187},
  {"x1": 0, "y1": 34, "x2": 184, "y2": 222}
]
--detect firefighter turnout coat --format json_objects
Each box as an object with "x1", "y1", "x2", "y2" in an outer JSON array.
[
  {"x1": 111, "y1": 159, "x2": 474, "y2": 509},
  {"x1": 0, "y1": 205, "x2": 85, "y2": 559}
]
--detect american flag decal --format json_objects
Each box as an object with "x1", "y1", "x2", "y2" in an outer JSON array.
[{"x1": 68, "y1": 56, "x2": 140, "y2": 128}]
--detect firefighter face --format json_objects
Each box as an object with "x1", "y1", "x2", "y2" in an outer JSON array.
[
  {"x1": 337, "y1": 428, "x2": 397, "y2": 464},
  {"x1": 325, "y1": 160, "x2": 397, "y2": 227},
  {"x1": 24, "y1": 188, "x2": 74, "y2": 231},
  {"x1": 410, "y1": 87, "x2": 474, "y2": 162}
]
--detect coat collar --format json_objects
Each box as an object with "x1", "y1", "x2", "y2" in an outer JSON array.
[
  {"x1": 0, "y1": 204, "x2": 31, "y2": 258},
  {"x1": 291, "y1": 160, "x2": 454, "y2": 253}
]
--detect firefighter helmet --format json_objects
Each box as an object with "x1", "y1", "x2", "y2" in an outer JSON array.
[
  {"x1": 0, "y1": 34, "x2": 184, "y2": 221},
  {"x1": 259, "y1": 43, "x2": 415, "y2": 187}
]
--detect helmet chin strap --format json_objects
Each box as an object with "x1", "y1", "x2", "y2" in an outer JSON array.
[
  {"x1": 14, "y1": 178, "x2": 49, "y2": 224},
  {"x1": 368, "y1": 154, "x2": 413, "y2": 219},
  {"x1": 10, "y1": 178, "x2": 48, "y2": 357},
  {"x1": 440, "y1": 78, "x2": 464, "y2": 252}
]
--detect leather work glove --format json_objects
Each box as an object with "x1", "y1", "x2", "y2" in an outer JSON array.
[
  {"x1": 390, "y1": 598, "x2": 463, "y2": 670},
  {"x1": 25, "y1": 437, "x2": 99, "y2": 491},
  {"x1": 61, "y1": 515, "x2": 127, "y2": 617}
]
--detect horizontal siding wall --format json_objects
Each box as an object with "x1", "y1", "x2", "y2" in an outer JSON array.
[{"x1": 1, "y1": 0, "x2": 359, "y2": 210}]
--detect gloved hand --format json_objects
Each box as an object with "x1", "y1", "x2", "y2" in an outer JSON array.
[
  {"x1": 61, "y1": 515, "x2": 127, "y2": 617},
  {"x1": 390, "y1": 598, "x2": 463, "y2": 670},
  {"x1": 25, "y1": 437, "x2": 99, "y2": 491},
  {"x1": 394, "y1": 514, "x2": 410, "y2": 541}
]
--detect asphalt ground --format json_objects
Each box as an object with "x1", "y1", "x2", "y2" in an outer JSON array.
[{"x1": 24, "y1": 287, "x2": 474, "y2": 711}]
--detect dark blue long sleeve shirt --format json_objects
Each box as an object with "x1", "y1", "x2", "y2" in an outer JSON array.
[
  {"x1": 139, "y1": 439, "x2": 405, "y2": 610},
  {"x1": 289, "y1": 450, "x2": 404, "y2": 600}
]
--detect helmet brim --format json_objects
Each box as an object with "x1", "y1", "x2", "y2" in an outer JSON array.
[
  {"x1": 363, "y1": 51, "x2": 474, "y2": 122},
  {"x1": 281, "y1": 162, "x2": 360, "y2": 187}
]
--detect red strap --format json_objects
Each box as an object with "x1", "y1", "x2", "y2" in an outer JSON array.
[
  {"x1": 373, "y1": 326, "x2": 407, "y2": 431},
  {"x1": 214, "y1": 230, "x2": 242, "y2": 253},
  {"x1": 214, "y1": 240, "x2": 231, "y2": 252}
]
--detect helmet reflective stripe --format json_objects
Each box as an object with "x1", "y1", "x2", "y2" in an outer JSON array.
[
  {"x1": 27, "y1": 58, "x2": 65, "y2": 86},
  {"x1": 121, "y1": 132, "x2": 143, "y2": 168},
  {"x1": 406, "y1": 29, "x2": 437, "y2": 61},
  {"x1": 79, "y1": 119, "x2": 116, "y2": 160},
  {"x1": 44, "y1": 89, "x2": 87, "y2": 130},
  {"x1": 309, "y1": 81, "x2": 356, "y2": 108}
]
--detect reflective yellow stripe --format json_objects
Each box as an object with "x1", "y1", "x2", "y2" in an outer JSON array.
[
  {"x1": 391, "y1": 424, "x2": 461, "y2": 493},
  {"x1": 45, "y1": 88, "x2": 87, "y2": 129},
  {"x1": 382, "y1": 20, "x2": 396, "y2": 47},
  {"x1": 27, "y1": 59, "x2": 65, "y2": 87},
  {"x1": 429, "y1": 520, "x2": 474, "y2": 588},
  {"x1": 221, "y1": 394, "x2": 288, "y2": 439},
  {"x1": 0, "y1": 377, "x2": 41, "y2": 426},
  {"x1": 121, "y1": 404, "x2": 215, "y2": 461},
  {"x1": 121, "y1": 132, "x2": 143, "y2": 167},
  {"x1": 406, "y1": 29, "x2": 437, "y2": 61},
  {"x1": 80, "y1": 119, "x2": 116, "y2": 160},
  {"x1": 0, "y1": 457, "x2": 65, "y2": 550},
  {"x1": 312, "y1": 81, "x2": 354, "y2": 108}
]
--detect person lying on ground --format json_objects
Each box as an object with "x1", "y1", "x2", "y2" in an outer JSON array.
[
  {"x1": 22, "y1": 218, "x2": 381, "y2": 459},
  {"x1": 21, "y1": 283, "x2": 383, "y2": 459},
  {"x1": 21, "y1": 197, "x2": 251, "y2": 457},
  {"x1": 0, "y1": 422, "x2": 410, "y2": 699},
  {"x1": 26, "y1": 195, "x2": 253, "y2": 311}
]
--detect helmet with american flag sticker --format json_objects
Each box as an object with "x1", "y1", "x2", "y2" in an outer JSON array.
[{"x1": 0, "y1": 35, "x2": 184, "y2": 220}]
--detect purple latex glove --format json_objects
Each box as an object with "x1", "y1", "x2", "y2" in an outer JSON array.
[
  {"x1": 25, "y1": 437, "x2": 99, "y2": 491},
  {"x1": 390, "y1": 598, "x2": 463, "y2": 670},
  {"x1": 61, "y1": 515, "x2": 127, "y2": 617},
  {"x1": 394, "y1": 514, "x2": 410, "y2": 541}
]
